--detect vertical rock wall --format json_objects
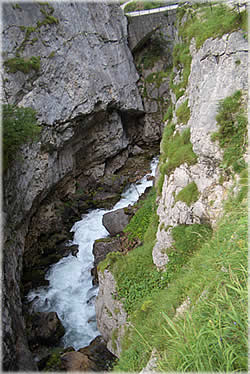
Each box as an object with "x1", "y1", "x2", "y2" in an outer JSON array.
[
  {"x1": 2, "y1": 2, "x2": 149, "y2": 370},
  {"x1": 153, "y1": 31, "x2": 248, "y2": 268}
]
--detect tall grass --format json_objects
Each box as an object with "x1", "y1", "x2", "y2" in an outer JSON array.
[
  {"x1": 179, "y1": 3, "x2": 247, "y2": 49},
  {"x1": 114, "y1": 186, "x2": 247, "y2": 372}
]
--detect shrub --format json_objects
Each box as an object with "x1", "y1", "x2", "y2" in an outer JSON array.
[
  {"x1": 2, "y1": 104, "x2": 41, "y2": 169},
  {"x1": 175, "y1": 181, "x2": 199, "y2": 206}
]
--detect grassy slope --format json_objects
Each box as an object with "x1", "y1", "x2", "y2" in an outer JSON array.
[
  {"x1": 112, "y1": 183, "x2": 247, "y2": 372},
  {"x1": 101, "y1": 3, "x2": 248, "y2": 372}
]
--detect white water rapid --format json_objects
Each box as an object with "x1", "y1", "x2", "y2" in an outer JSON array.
[{"x1": 27, "y1": 157, "x2": 158, "y2": 350}]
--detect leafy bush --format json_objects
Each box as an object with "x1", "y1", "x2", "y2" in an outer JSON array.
[
  {"x1": 175, "y1": 181, "x2": 199, "y2": 206},
  {"x1": 2, "y1": 104, "x2": 41, "y2": 169},
  {"x1": 211, "y1": 90, "x2": 247, "y2": 173}
]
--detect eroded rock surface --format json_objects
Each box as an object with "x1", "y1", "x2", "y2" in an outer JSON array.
[
  {"x1": 2, "y1": 2, "x2": 150, "y2": 370},
  {"x1": 153, "y1": 31, "x2": 248, "y2": 269},
  {"x1": 95, "y1": 269, "x2": 127, "y2": 357}
]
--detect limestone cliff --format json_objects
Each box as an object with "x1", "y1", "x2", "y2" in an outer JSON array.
[
  {"x1": 153, "y1": 31, "x2": 248, "y2": 268},
  {"x1": 2, "y1": 2, "x2": 153, "y2": 370}
]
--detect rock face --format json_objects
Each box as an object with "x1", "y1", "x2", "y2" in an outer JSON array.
[
  {"x1": 2, "y1": 2, "x2": 152, "y2": 370},
  {"x1": 95, "y1": 269, "x2": 127, "y2": 357},
  {"x1": 153, "y1": 31, "x2": 248, "y2": 269}
]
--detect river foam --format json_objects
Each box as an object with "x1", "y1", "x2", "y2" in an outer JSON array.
[{"x1": 27, "y1": 157, "x2": 158, "y2": 349}]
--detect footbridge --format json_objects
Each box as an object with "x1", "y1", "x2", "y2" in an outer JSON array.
[
  {"x1": 122, "y1": 0, "x2": 247, "y2": 52},
  {"x1": 124, "y1": 3, "x2": 179, "y2": 52}
]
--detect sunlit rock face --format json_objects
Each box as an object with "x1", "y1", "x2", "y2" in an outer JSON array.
[{"x1": 153, "y1": 31, "x2": 248, "y2": 269}]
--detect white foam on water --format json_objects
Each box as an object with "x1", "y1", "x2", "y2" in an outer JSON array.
[{"x1": 27, "y1": 157, "x2": 158, "y2": 350}]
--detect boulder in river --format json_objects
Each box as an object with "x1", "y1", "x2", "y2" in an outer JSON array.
[
  {"x1": 60, "y1": 351, "x2": 95, "y2": 371},
  {"x1": 102, "y1": 208, "x2": 131, "y2": 236},
  {"x1": 93, "y1": 236, "x2": 122, "y2": 267},
  {"x1": 26, "y1": 312, "x2": 65, "y2": 346}
]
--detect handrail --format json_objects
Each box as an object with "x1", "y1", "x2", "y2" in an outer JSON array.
[{"x1": 124, "y1": 4, "x2": 179, "y2": 17}]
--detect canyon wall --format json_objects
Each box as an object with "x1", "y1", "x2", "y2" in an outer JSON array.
[
  {"x1": 2, "y1": 2, "x2": 157, "y2": 370},
  {"x1": 2, "y1": 1, "x2": 247, "y2": 371}
]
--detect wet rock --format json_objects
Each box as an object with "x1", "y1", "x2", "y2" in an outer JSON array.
[
  {"x1": 93, "y1": 237, "x2": 121, "y2": 267},
  {"x1": 96, "y1": 269, "x2": 127, "y2": 357},
  {"x1": 26, "y1": 312, "x2": 65, "y2": 346},
  {"x1": 60, "y1": 351, "x2": 95, "y2": 371},
  {"x1": 78, "y1": 335, "x2": 117, "y2": 371},
  {"x1": 102, "y1": 208, "x2": 131, "y2": 236}
]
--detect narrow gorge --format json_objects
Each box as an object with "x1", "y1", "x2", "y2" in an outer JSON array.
[{"x1": 2, "y1": 1, "x2": 248, "y2": 372}]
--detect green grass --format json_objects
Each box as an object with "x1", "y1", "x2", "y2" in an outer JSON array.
[
  {"x1": 170, "y1": 43, "x2": 192, "y2": 100},
  {"x1": 105, "y1": 188, "x2": 170, "y2": 314},
  {"x1": 4, "y1": 56, "x2": 40, "y2": 74},
  {"x1": 179, "y1": 3, "x2": 247, "y2": 49},
  {"x1": 2, "y1": 104, "x2": 41, "y2": 170},
  {"x1": 114, "y1": 187, "x2": 247, "y2": 372},
  {"x1": 175, "y1": 181, "x2": 199, "y2": 206},
  {"x1": 124, "y1": 1, "x2": 166, "y2": 13},
  {"x1": 211, "y1": 90, "x2": 247, "y2": 174},
  {"x1": 124, "y1": 188, "x2": 157, "y2": 241},
  {"x1": 158, "y1": 126, "x2": 197, "y2": 194},
  {"x1": 163, "y1": 104, "x2": 173, "y2": 122},
  {"x1": 176, "y1": 99, "x2": 190, "y2": 124}
]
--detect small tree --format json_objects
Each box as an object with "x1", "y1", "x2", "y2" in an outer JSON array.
[{"x1": 2, "y1": 104, "x2": 41, "y2": 170}]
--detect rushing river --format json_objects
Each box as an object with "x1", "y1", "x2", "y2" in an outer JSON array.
[{"x1": 27, "y1": 157, "x2": 158, "y2": 350}]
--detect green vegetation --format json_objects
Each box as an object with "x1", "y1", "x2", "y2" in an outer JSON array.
[
  {"x1": 2, "y1": 104, "x2": 41, "y2": 169},
  {"x1": 175, "y1": 181, "x2": 199, "y2": 206},
  {"x1": 170, "y1": 42, "x2": 192, "y2": 100},
  {"x1": 48, "y1": 51, "x2": 56, "y2": 58},
  {"x1": 114, "y1": 186, "x2": 247, "y2": 372},
  {"x1": 158, "y1": 126, "x2": 197, "y2": 194},
  {"x1": 211, "y1": 90, "x2": 247, "y2": 174},
  {"x1": 176, "y1": 99, "x2": 190, "y2": 124},
  {"x1": 124, "y1": 189, "x2": 157, "y2": 241},
  {"x1": 103, "y1": 188, "x2": 170, "y2": 314},
  {"x1": 4, "y1": 56, "x2": 40, "y2": 74},
  {"x1": 4, "y1": 2, "x2": 59, "y2": 74},
  {"x1": 137, "y1": 36, "x2": 167, "y2": 69},
  {"x1": 163, "y1": 104, "x2": 173, "y2": 122},
  {"x1": 144, "y1": 69, "x2": 170, "y2": 88},
  {"x1": 170, "y1": 3, "x2": 247, "y2": 102},
  {"x1": 178, "y1": 3, "x2": 247, "y2": 49},
  {"x1": 124, "y1": 1, "x2": 166, "y2": 13}
]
